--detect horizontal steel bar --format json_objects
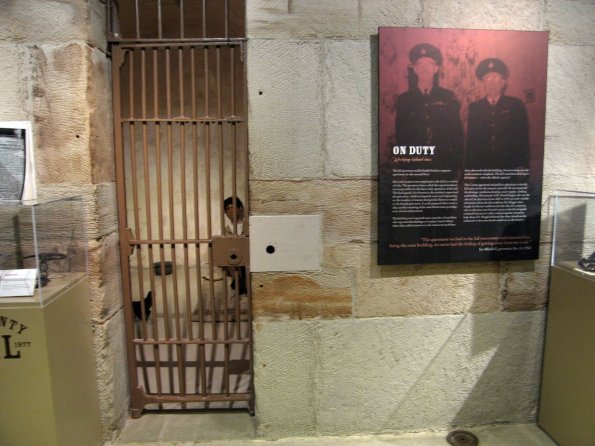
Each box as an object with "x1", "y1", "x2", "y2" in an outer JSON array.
[
  {"x1": 112, "y1": 38, "x2": 246, "y2": 48},
  {"x1": 121, "y1": 117, "x2": 245, "y2": 124},
  {"x1": 128, "y1": 238, "x2": 211, "y2": 245},
  {"x1": 142, "y1": 393, "x2": 252, "y2": 403},
  {"x1": 133, "y1": 338, "x2": 250, "y2": 346}
]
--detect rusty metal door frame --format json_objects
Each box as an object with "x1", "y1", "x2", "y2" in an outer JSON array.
[{"x1": 108, "y1": 0, "x2": 252, "y2": 417}]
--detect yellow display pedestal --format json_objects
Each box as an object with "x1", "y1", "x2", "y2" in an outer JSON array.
[
  {"x1": 0, "y1": 275, "x2": 102, "y2": 446},
  {"x1": 539, "y1": 265, "x2": 595, "y2": 446}
]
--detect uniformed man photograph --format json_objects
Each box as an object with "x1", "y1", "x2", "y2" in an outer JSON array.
[
  {"x1": 465, "y1": 57, "x2": 530, "y2": 170},
  {"x1": 394, "y1": 43, "x2": 464, "y2": 173}
]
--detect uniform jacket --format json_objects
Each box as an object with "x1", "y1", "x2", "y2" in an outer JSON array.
[
  {"x1": 395, "y1": 86, "x2": 464, "y2": 169},
  {"x1": 465, "y1": 95, "x2": 530, "y2": 169}
]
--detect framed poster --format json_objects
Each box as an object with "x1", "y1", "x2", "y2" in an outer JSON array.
[
  {"x1": 378, "y1": 28, "x2": 548, "y2": 264},
  {"x1": 0, "y1": 121, "x2": 37, "y2": 201}
]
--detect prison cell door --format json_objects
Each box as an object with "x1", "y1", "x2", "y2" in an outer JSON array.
[{"x1": 111, "y1": 39, "x2": 252, "y2": 416}]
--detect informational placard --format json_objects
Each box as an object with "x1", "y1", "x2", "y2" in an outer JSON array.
[
  {"x1": 378, "y1": 28, "x2": 548, "y2": 264},
  {"x1": 0, "y1": 121, "x2": 36, "y2": 201},
  {"x1": 0, "y1": 269, "x2": 37, "y2": 297}
]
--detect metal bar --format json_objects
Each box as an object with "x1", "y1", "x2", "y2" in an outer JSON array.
[
  {"x1": 112, "y1": 47, "x2": 144, "y2": 416},
  {"x1": 128, "y1": 238, "x2": 212, "y2": 245},
  {"x1": 191, "y1": 119, "x2": 208, "y2": 396},
  {"x1": 230, "y1": 45, "x2": 236, "y2": 117},
  {"x1": 157, "y1": 0, "x2": 163, "y2": 40},
  {"x1": 178, "y1": 47, "x2": 185, "y2": 118},
  {"x1": 151, "y1": 48, "x2": 166, "y2": 404},
  {"x1": 134, "y1": 0, "x2": 140, "y2": 40},
  {"x1": 113, "y1": 39, "x2": 246, "y2": 47},
  {"x1": 179, "y1": 0, "x2": 185, "y2": 39},
  {"x1": 122, "y1": 117, "x2": 244, "y2": 123},
  {"x1": 140, "y1": 393, "x2": 251, "y2": 403},
  {"x1": 191, "y1": 46, "x2": 197, "y2": 120},
  {"x1": 204, "y1": 46, "x2": 210, "y2": 117},
  {"x1": 138, "y1": 48, "x2": 152, "y2": 338},
  {"x1": 164, "y1": 47, "x2": 175, "y2": 395},
  {"x1": 224, "y1": 0, "x2": 229, "y2": 39},
  {"x1": 133, "y1": 338, "x2": 250, "y2": 346},
  {"x1": 202, "y1": 0, "x2": 207, "y2": 39}
]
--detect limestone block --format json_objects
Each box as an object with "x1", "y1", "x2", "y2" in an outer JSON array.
[
  {"x1": 0, "y1": 0, "x2": 90, "y2": 44},
  {"x1": 541, "y1": 174, "x2": 595, "y2": 201},
  {"x1": 500, "y1": 256, "x2": 550, "y2": 311},
  {"x1": 546, "y1": 0, "x2": 595, "y2": 45},
  {"x1": 250, "y1": 179, "x2": 374, "y2": 244},
  {"x1": 423, "y1": 0, "x2": 543, "y2": 30},
  {"x1": 94, "y1": 182, "x2": 119, "y2": 238},
  {"x1": 89, "y1": 48, "x2": 115, "y2": 184},
  {"x1": 356, "y1": 253, "x2": 501, "y2": 317},
  {"x1": 252, "y1": 271, "x2": 352, "y2": 320},
  {"x1": 92, "y1": 309, "x2": 130, "y2": 441},
  {"x1": 543, "y1": 46, "x2": 595, "y2": 176},
  {"x1": 324, "y1": 40, "x2": 376, "y2": 177},
  {"x1": 89, "y1": 0, "x2": 109, "y2": 52},
  {"x1": 323, "y1": 242, "x2": 370, "y2": 270},
  {"x1": 315, "y1": 312, "x2": 545, "y2": 435},
  {"x1": 253, "y1": 320, "x2": 317, "y2": 438},
  {"x1": 32, "y1": 43, "x2": 93, "y2": 185},
  {"x1": 247, "y1": 0, "x2": 420, "y2": 39},
  {"x1": 88, "y1": 233, "x2": 124, "y2": 321},
  {"x1": 0, "y1": 44, "x2": 29, "y2": 119},
  {"x1": 248, "y1": 40, "x2": 325, "y2": 179}
]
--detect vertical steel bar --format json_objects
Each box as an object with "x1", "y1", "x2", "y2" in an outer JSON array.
[
  {"x1": 224, "y1": 0, "x2": 229, "y2": 39},
  {"x1": 230, "y1": 45, "x2": 236, "y2": 117},
  {"x1": 240, "y1": 37, "x2": 255, "y2": 414},
  {"x1": 129, "y1": 53, "x2": 150, "y2": 396},
  {"x1": 201, "y1": 0, "x2": 207, "y2": 39},
  {"x1": 134, "y1": 0, "x2": 140, "y2": 40},
  {"x1": 139, "y1": 48, "x2": 150, "y2": 341},
  {"x1": 157, "y1": 0, "x2": 163, "y2": 40},
  {"x1": 192, "y1": 121, "x2": 207, "y2": 396},
  {"x1": 164, "y1": 46, "x2": 176, "y2": 394},
  {"x1": 179, "y1": 49, "x2": 193, "y2": 347},
  {"x1": 150, "y1": 47, "x2": 165, "y2": 400},
  {"x1": 179, "y1": 0, "x2": 185, "y2": 39},
  {"x1": 204, "y1": 46, "x2": 210, "y2": 117},
  {"x1": 215, "y1": 45, "x2": 231, "y2": 396},
  {"x1": 190, "y1": 45, "x2": 197, "y2": 119},
  {"x1": 112, "y1": 48, "x2": 144, "y2": 416}
]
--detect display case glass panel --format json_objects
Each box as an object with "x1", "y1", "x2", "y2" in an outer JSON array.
[
  {"x1": 551, "y1": 190, "x2": 595, "y2": 279},
  {"x1": 0, "y1": 196, "x2": 87, "y2": 305}
]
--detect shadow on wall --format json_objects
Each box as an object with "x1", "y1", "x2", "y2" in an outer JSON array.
[{"x1": 451, "y1": 311, "x2": 545, "y2": 426}]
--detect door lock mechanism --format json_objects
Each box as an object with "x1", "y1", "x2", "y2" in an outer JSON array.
[{"x1": 212, "y1": 236, "x2": 249, "y2": 267}]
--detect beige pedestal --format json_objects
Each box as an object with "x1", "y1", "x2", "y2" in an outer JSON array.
[
  {"x1": 538, "y1": 265, "x2": 595, "y2": 446},
  {"x1": 0, "y1": 275, "x2": 102, "y2": 446}
]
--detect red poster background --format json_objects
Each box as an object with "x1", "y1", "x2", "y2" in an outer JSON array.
[{"x1": 378, "y1": 28, "x2": 549, "y2": 264}]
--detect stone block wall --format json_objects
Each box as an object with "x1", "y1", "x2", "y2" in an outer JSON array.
[
  {"x1": 0, "y1": 0, "x2": 127, "y2": 441},
  {"x1": 247, "y1": 0, "x2": 595, "y2": 438},
  {"x1": 1, "y1": 0, "x2": 594, "y2": 442}
]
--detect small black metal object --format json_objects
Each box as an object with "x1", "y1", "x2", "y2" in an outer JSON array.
[
  {"x1": 578, "y1": 250, "x2": 595, "y2": 272},
  {"x1": 446, "y1": 430, "x2": 479, "y2": 446},
  {"x1": 153, "y1": 261, "x2": 173, "y2": 275},
  {"x1": 24, "y1": 252, "x2": 67, "y2": 287}
]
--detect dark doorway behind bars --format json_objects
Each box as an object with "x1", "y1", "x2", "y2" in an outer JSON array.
[{"x1": 107, "y1": 0, "x2": 252, "y2": 417}]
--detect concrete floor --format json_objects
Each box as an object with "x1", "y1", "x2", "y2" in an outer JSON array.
[{"x1": 106, "y1": 413, "x2": 559, "y2": 445}]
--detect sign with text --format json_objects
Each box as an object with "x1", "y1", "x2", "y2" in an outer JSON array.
[{"x1": 378, "y1": 28, "x2": 548, "y2": 264}]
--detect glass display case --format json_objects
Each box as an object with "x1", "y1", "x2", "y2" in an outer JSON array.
[
  {"x1": 551, "y1": 190, "x2": 595, "y2": 278},
  {"x1": 0, "y1": 196, "x2": 87, "y2": 305},
  {"x1": 539, "y1": 190, "x2": 595, "y2": 445}
]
